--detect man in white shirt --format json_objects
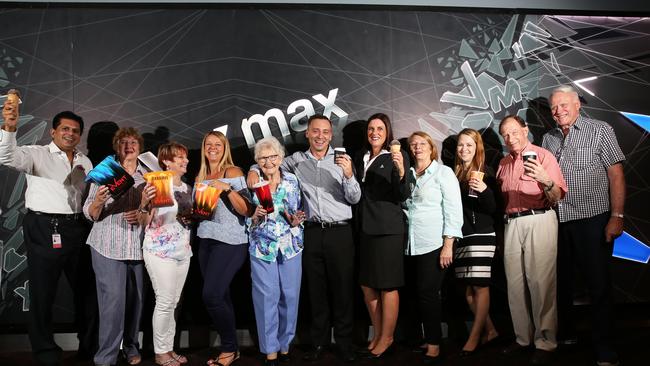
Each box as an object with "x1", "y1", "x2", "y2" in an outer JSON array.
[{"x1": 1, "y1": 99, "x2": 98, "y2": 366}]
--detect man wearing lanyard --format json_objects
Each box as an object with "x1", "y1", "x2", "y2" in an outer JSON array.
[
  {"x1": 543, "y1": 85, "x2": 625, "y2": 366},
  {"x1": 248, "y1": 114, "x2": 361, "y2": 363},
  {"x1": 496, "y1": 115, "x2": 567, "y2": 366},
  {"x1": 1, "y1": 98, "x2": 97, "y2": 366}
]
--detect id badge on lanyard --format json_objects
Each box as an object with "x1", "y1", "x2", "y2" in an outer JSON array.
[{"x1": 51, "y1": 218, "x2": 62, "y2": 249}]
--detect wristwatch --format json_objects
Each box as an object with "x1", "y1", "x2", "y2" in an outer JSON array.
[{"x1": 544, "y1": 181, "x2": 555, "y2": 192}]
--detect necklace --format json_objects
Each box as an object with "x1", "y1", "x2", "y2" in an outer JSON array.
[{"x1": 415, "y1": 161, "x2": 432, "y2": 177}]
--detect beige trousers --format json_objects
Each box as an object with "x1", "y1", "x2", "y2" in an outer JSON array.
[{"x1": 503, "y1": 209, "x2": 558, "y2": 351}]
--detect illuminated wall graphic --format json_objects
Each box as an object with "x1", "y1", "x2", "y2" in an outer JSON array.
[
  {"x1": 614, "y1": 232, "x2": 650, "y2": 264},
  {"x1": 1, "y1": 7, "x2": 648, "y2": 326},
  {"x1": 621, "y1": 112, "x2": 650, "y2": 133}
]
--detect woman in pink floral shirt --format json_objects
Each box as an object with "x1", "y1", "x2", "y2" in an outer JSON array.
[{"x1": 139, "y1": 142, "x2": 193, "y2": 366}]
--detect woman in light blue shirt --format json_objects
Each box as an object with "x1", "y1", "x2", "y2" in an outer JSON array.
[
  {"x1": 196, "y1": 131, "x2": 254, "y2": 366},
  {"x1": 403, "y1": 131, "x2": 463, "y2": 364}
]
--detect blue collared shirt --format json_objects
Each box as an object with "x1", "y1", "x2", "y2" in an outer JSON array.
[
  {"x1": 403, "y1": 160, "x2": 463, "y2": 255},
  {"x1": 252, "y1": 146, "x2": 361, "y2": 222}
]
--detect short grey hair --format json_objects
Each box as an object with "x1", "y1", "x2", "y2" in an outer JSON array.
[
  {"x1": 254, "y1": 136, "x2": 286, "y2": 161},
  {"x1": 550, "y1": 84, "x2": 579, "y2": 101}
]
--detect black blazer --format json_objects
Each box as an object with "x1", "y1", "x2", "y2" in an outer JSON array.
[{"x1": 354, "y1": 150, "x2": 412, "y2": 235}]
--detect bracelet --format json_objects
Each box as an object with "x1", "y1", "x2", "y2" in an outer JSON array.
[
  {"x1": 138, "y1": 207, "x2": 150, "y2": 214},
  {"x1": 611, "y1": 212, "x2": 624, "y2": 219}
]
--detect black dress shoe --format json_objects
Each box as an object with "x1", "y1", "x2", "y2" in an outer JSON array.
[
  {"x1": 422, "y1": 353, "x2": 444, "y2": 365},
  {"x1": 530, "y1": 349, "x2": 554, "y2": 365},
  {"x1": 264, "y1": 358, "x2": 279, "y2": 366},
  {"x1": 302, "y1": 345, "x2": 326, "y2": 361},
  {"x1": 279, "y1": 352, "x2": 291, "y2": 363},
  {"x1": 337, "y1": 345, "x2": 357, "y2": 363},
  {"x1": 501, "y1": 342, "x2": 529, "y2": 355}
]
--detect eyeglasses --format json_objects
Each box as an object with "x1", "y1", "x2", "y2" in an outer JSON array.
[
  {"x1": 118, "y1": 139, "x2": 139, "y2": 146},
  {"x1": 257, "y1": 154, "x2": 279, "y2": 164}
]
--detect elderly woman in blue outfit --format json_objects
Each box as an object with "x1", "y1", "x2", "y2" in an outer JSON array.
[
  {"x1": 403, "y1": 131, "x2": 463, "y2": 364},
  {"x1": 248, "y1": 136, "x2": 305, "y2": 366}
]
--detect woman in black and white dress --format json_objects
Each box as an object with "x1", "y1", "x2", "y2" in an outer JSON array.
[{"x1": 453, "y1": 128, "x2": 499, "y2": 355}]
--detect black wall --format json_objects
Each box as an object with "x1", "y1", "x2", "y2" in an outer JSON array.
[{"x1": 1, "y1": 5, "x2": 649, "y2": 328}]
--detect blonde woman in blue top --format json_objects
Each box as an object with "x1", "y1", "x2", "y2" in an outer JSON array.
[
  {"x1": 195, "y1": 131, "x2": 254, "y2": 366},
  {"x1": 403, "y1": 131, "x2": 463, "y2": 364},
  {"x1": 248, "y1": 137, "x2": 305, "y2": 366}
]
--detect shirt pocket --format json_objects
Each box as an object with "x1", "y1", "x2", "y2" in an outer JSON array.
[
  {"x1": 569, "y1": 147, "x2": 597, "y2": 170},
  {"x1": 518, "y1": 173, "x2": 541, "y2": 196}
]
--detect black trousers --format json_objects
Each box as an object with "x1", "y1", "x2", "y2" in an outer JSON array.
[
  {"x1": 402, "y1": 248, "x2": 446, "y2": 345},
  {"x1": 23, "y1": 211, "x2": 98, "y2": 366},
  {"x1": 198, "y1": 238, "x2": 248, "y2": 353},
  {"x1": 557, "y1": 212, "x2": 616, "y2": 360},
  {"x1": 302, "y1": 224, "x2": 355, "y2": 346}
]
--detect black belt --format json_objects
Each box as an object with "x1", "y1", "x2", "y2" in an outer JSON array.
[
  {"x1": 305, "y1": 220, "x2": 349, "y2": 229},
  {"x1": 29, "y1": 210, "x2": 84, "y2": 221},
  {"x1": 504, "y1": 208, "x2": 551, "y2": 222}
]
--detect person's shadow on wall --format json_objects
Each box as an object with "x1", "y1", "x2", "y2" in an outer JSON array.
[{"x1": 86, "y1": 121, "x2": 119, "y2": 166}]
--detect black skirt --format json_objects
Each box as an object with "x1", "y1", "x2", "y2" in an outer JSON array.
[
  {"x1": 453, "y1": 233, "x2": 496, "y2": 287},
  {"x1": 359, "y1": 231, "x2": 405, "y2": 290}
]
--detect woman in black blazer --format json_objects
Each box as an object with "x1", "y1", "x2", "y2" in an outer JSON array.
[{"x1": 354, "y1": 113, "x2": 411, "y2": 358}]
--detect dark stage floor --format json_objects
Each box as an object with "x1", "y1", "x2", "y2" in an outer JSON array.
[{"x1": 1, "y1": 326, "x2": 649, "y2": 366}]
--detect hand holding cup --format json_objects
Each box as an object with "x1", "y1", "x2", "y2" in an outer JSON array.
[{"x1": 334, "y1": 148, "x2": 353, "y2": 178}]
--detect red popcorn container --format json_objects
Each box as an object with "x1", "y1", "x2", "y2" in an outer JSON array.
[{"x1": 253, "y1": 181, "x2": 274, "y2": 214}]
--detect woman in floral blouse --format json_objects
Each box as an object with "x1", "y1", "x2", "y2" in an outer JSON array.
[
  {"x1": 248, "y1": 136, "x2": 305, "y2": 366},
  {"x1": 139, "y1": 142, "x2": 192, "y2": 366}
]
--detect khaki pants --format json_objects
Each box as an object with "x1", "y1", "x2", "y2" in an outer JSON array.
[{"x1": 503, "y1": 210, "x2": 558, "y2": 351}]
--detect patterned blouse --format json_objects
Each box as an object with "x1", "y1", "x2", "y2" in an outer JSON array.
[
  {"x1": 247, "y1": 171, "x2": 303, "y2": 262},
  {"x1": 142, "y1": 182, "x2": 193, "y2": 261},
  {"x1": 83, "y1": 163, "x2": 146, "y2": 260}
]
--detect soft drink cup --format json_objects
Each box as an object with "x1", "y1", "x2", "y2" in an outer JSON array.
[{"x1": 468, "y1": 170, "x2": 485, "y2": 197}]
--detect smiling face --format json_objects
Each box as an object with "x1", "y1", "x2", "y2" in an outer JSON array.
[
  {"x1": 203, "y1": 134, "x2": 224, "y2": 163},
  {"x1": 456, "y1": 133, "x2": 477, "y2": 166},
  {"x1": 50, "y1": 118, "x2": 81, "y2": 153},
  {"x1": 165, "y1": 150, "x2": 189, "y2": 175},
  {"x1": 367, "y1": 118, "x2": 387, "y2": 151},
  {"x1": 550, "y1": 91, "x2": 581, "y2": 130},
  {"x1": 499, "y1": 117, "x2": 529, "y2": 155},
  {"x1": 116, "y1": 135, "x2": 140, "y2": 162},
  {"x1": 305, "y1": 118, "x2": 332, "y2": 154},
  {"x1": 409, "y1": 134, "x2": 432, "y2": 162},
  {"x1": 256, "y1": 146, "x2": 281, "y2": 178}
]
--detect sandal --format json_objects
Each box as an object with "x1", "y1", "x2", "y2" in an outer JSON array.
[
  {"x1": 171, "y1": 351, "x2": 188, "y2": 363},
  {"x1": 207, "y1": 351, "x2": 240, "y2": 366},
  {"x1": 127, "y1": 354, "x2": 142, "y2": 365},
  {"x1": 155, "y1": 356, "x2": 180, "y2": 366}
]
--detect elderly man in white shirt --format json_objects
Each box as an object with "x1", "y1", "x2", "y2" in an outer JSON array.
[{"x1": 0, "y1": 98, "x2": 98, "y2": 366}]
